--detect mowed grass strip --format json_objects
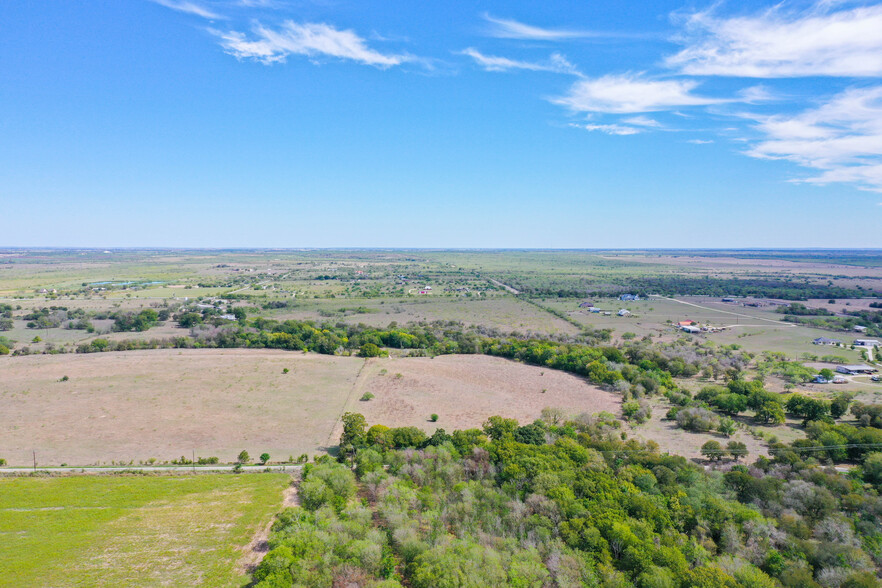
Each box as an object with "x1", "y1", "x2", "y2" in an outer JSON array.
[{"x1": 0, "y1": 473, "x2": 289, "y2": 587}]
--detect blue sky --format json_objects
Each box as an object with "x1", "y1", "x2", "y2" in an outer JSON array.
[{"x1": 2, "y1": 0, "x2": 881, "y2": 248}]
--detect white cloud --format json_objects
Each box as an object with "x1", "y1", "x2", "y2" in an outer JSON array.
[
  {"x1": 152, "y1": 0, "x2": 223, "y2": 20},
  {"x1": 746, "y1": 86, "x2": 882, "y2": 191},
  {"x1": 461, "y1": 48, "x2": 580, "y2": 75},
  {"x1": 667, "y1": 3, "x2": 882, "y2": 77},
  {"x1": 552, "y1": 74, "x2": 724, "y2": 114},
  {"x1": 622, "y1": 115, "x2": 661, "y2": 127},
  {"x1": 214, "y1": 21, "x2": 410, "y2": 67},
  {"x1": 483, "y1": 14, "x2": 589, "y2": 40},
  {"x1": 570, "y1": 123, "x2": 642, "y2": 136},
  {"x1": 739, "y1": 85, "x2": 776, "y2": 103},
  {"x1": 687, "y1": 139, "x2": 714, "y2": 144}
]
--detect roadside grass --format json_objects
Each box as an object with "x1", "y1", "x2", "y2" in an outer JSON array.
[{"x1": 0, "y1": 473, "x2": 289, "y2": 587}]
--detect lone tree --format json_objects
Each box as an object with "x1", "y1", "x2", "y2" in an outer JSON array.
[
  {"x1": 237, "y1": 450, "x2": 250, "y2": 464},
  {"x1": 340, "y1": 412, "x2": 368, "y2": 448},
  {"x1": 830, "y1": 393, "x2": 853, "y2": 419},
  {"x1": 259, "y1": 452, "x2": 270, "y2": 465},
  {"x1": 701, "y1": 440, "x2": 723, "y2": 461},
  {"x1": 717, "y1": 417, "x2": 737, "y2": 437},
  {"x1": 727, "y1": 441, "x2": 748, "y2": 461}
]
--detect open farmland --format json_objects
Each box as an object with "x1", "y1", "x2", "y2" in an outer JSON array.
[
  {"x1": 265, "y1": 296, "x2": 581, "y2": 337},
  {"x1": 0, "y1": 473, "x2": 289, "y2": 587},
  {"x1": 0, "y1": 350, "x2": 615, "y2": 466},
  {"x1": 0, "y1": 349, "x2": 362, "y2": 466},
  {"x1": 333, "y1": 354, "x2": 620, "y2": 439},
  {"x1": 542, "y1": 295, "x2": 872, "y2": 361}
]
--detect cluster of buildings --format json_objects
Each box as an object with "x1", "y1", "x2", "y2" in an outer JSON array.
[
  {"x1": 676, "y1": 319, "x2": 725, "y2": 334},
  {"x1": 578, "y1": 302, "x2": 612, "y2": 316},
  {"x1": 813, "y1": 337, "x2": 880, "y2": 347}
]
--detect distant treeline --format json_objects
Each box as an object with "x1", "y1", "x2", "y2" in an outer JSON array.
[
  {"x1": 503, "y1": 275, "x2": 880, "y2": 301},
  {"x1": 781, "y1": 307, "x2": 882, "y2": 337}
]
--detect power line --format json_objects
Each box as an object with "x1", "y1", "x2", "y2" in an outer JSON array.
[{"x1": 585, "y1": 443, "x2": 882, "y2": 456}]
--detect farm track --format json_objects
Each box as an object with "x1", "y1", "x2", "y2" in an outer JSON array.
[
  {"x1": 650, "y1": 295, "x2": 797, "y2": 327},
  {"x1": 236, "y1": 480, "x2": 300, "y2": 574},
  {"x1": 325, "y1": 358, "x2": 371, "y2": 449}
]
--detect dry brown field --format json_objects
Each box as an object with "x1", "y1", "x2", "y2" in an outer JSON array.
[
  {"x1": 333, "y1": 354, "x2": 620, "y2": 440},
  {"x1": 0, "y1": 350, "x2": 619, "y2": 467},
  {"x1": 0, "y1": 349, "x2": 361, "y2": 466}
]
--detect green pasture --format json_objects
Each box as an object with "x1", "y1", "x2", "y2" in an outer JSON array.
[{"x1": 0, "y1": 473, "x2": 289, "y2": 587}]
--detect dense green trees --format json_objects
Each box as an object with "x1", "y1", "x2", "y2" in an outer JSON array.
[
  {"x1": 112, "y1": 309, "x2": 159, "y2": 332},
  {"x1": 253, "y1": 410, "x2": 882, "y2": 587},
  {"x1": 786, "y1": 394, "x2": 830, "y2": 424}
]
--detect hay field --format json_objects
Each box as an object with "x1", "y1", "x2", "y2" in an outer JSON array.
[
  {"x1": 336, "y1": 354, "x2": 620, "y2": 435},
  {"x1": 0, "y1": 473, "x2": 289, "y2": 587},
  {"x1": 0, "y1": 350, "x2": 617, "y2": 467},
  {"x1": 0, "y1": 349, "x2": 362, "y2": 466}
]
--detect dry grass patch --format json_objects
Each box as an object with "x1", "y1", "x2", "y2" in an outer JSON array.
[
  {"x1": 0, "y1": 349, "x2": 361, "y2": 465},
  {"x1": 343, "y1": 354, "x2": 620, "y2": 433}
]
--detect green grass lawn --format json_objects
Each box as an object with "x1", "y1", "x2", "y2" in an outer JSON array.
[{"x1": 0, "y1": 473, "x2": 289, "y2": 587}]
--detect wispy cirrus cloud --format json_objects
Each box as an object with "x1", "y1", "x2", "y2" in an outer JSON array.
[
  {"x1": 213, "y1": 21, "x2": 411, "y2": 67},
  {"x1": 552, "y1": 74, "x2": 725, "y2": 114},
  {"x1": 746, "y1": 86, "x2": 882, "y2": 191},
  {"x1": 461, "y1": 48, "x2": 580, "y2": 75},
  {"x1": 482, "y1": 14, "x2": 591, "y2": 40},
  {"x1": 667, "y1": 3, "x2": 882, "y2": 77},
  {"x1": 622, "y1": 115, "x2": 662, "y2": 128},
  {"x1": 570, "y1": 123, "x2": 643, "y2": 136},
  {"x1": 152, "y1": 0, "x2": 224, "y2": 20}
]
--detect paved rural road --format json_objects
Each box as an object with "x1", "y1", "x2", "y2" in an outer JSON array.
[
  {"x1": 650, "y1": 295, "x2": 796, "y2": 327},
  {"x1": 0, "y1": 464, "x2": 304, "y2": 474},
  {"x1": 488, "y1": 278, "x2": 520, "y2": 294}
]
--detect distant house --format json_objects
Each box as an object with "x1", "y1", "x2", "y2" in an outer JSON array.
[
  {"x1": 219, "y1": 314, "x2": 237, "y2": 321},
  {"x1": 813, "y1": 375, "x2": 829, "y2": 384},
  {"x1": 813, "y1": 337, "x2": 842, "y2": 345},
  {"x1": 589, "y1": 307, "x2": 603, "y2": 313},
  {"x1": 680, "y1": 325, "x2": 701, "y2": 334},
  {"x1": 836, "y1": 365, "x2": 879, "y2": 375},
  {"x1": 721, "y1": 297, "x2": 736, "y2": 303},
  {"x1": 678, "y1": 320, "x2": 697, "y2": 327},
  {"x1": 833, "y1": 376, "x2": 848, "y2": 384},
  {"x1": 619, "y1": 294, "x2": 639, "y2": 301},
  {"x1": 855, "y1": 325, "x2": 868, "y2": 333},
  {"x1": 855, "y1": 339, "x2": 881, "y2": 347},
  {"x1": 579, "y1": 301, "x2": 594, "y2": 308},
  {"x1": 617, "y1": 309, "x2": 631, "y2": 316}
]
